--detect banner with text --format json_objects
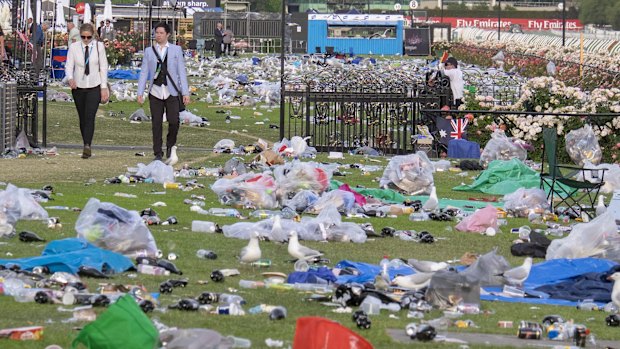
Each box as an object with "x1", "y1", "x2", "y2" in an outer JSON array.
[{"x1": 423, "y1": 17, "x2": 582, "y2": 31}]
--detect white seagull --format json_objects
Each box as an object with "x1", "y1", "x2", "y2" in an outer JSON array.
[
  {"x1": 238, "y1": 231, "x2": 261, "y2": 263},
  {"x1": 422, "y1": 186, "x2": 439, "y2": 212},
  {"x1": 608, "y1": 272, "x2": 620, "y2": 310},
  {"x1": 499, "y1": 257, "x2": 533, "y2": 286},
  {"x1": 392, "y1": 272, "x2": 434, "y2": 291},
  {"x1": 406, "y1": 259, "x2": 449, "y2": 273},
  {"x1": 165, "y1": 146, "x2": 178, "y2": 166},
  {"x1": 287, "y1": 231, "x2": 323, "y2": 261}
]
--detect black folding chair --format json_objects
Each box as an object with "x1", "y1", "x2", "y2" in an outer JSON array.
[{"x1": 540, "y1": 128, "x2": 607, "y2": 219}]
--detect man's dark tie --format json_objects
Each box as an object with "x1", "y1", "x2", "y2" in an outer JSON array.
[{"x1": 84, "y1": 46, "x2": 90, "y2": 76}]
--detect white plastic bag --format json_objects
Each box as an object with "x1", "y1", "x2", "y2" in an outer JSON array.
[
  {"x1": 379, "y1": 152, "x2": 435, "y2": 195},
  {"x1": 135, "y1": 161, "x2": 174, "y2": 184},
  {"x1": 503, "y1": 188, "x2": 549, "y2": 218},
  {"x1": 565, "y1": 125, "x2": 602, "y2": 166},
  {"x1": 0, "y1": 184, "x2": 49, "y2": 223},
  {"x1": 479, "y1": 130, "x2": 527, "y2": 168},
  {"x1": 75, "y1": 198, "x2": 158, "y2": 258}
]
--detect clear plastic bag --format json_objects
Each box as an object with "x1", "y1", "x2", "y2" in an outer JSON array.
[
  {"x1": 129, "y1": 108, "x2": 150, "y2": 122},
  {"x1": 211, "y1": 172, "x2": 278, "y2": 209},
  {"x1": 75, "y1": 198, "x2": 158, "y2": 258},
  {"x1": 135, "y1": 161, "x2": 174, "y2": 184},
  {"x1": 213, "y1": 139, "x2": 235, "y2": 153},
  {"x1": 221, "y1": 157, "x2": 246, "y2": 176},
  {"x1": 503, "y1": 188, "x2": 549, "y2": 218},
  {"x1": 282, "y1": 190, "x2": 319, "y2": 213},
  {"x1": 273, "y1": 161, "x2": 332, "y2": 202},
  {"x1": 460, "y1": 248, "x2": 511, "y2": 286},
  {"x1": 306, "y1": 190, "x2": 356, "y2": 215},
  {"x1": 160, "y1": 328, "x2": 234, "y2": 349},
  {"x1": 379, "y1": 152, "x2": 435, "y2": 195},
  {"x1": 425, "y1": 270, "x2": 480, "y2": 309},
  {"x1": 565, "y1": 125, "x2": 602, "y2": 166},
  {"x1": 479, "y1": 130, "x2": 527, "y2": 168},
  {"x1": 546, "y1": 211, "x2": 620, "y2": 261},
  {"x1": 0, "y1": 184, "x2": 49, "y2": 224}
]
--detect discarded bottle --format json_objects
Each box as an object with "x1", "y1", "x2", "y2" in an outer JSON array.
[
  {"x1": 191, "y1": 221, "x2": 220, "y2": 233},
  {"x1": 238, "y1": 280, "x2": 265, "y2": 289},
  {"x1": 114, "y1": 192, "x2": 138, "y2": 198},
  {"x1": 196, "y1": 249, "x2": 218, "y2": 259},
  {"x1": 163, "y1": 182, "x2": 181, "y2": 189},
  {"x1": 379, "y1": 255, "x2": 390, "y2": 281},
  {"x1": 137, "y1": 264, "x2": 170, "y2": 276},
  {"x1": 207, "y1": 208, "x2": 241, "y2": 218},
  {"x1": 250, "y1": 259, "x2": 272, "y2": 268}
]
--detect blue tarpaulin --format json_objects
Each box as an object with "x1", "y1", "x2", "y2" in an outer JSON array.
[
  {"x1": 335, "y1": 258, "x2": 618, "y2": 307},
  {"x1": 108, "y1": 69, "x2": 141, "y2": 80},
  {"x1": 0, "y1": 238, "x2": 134, "y2": 275}
]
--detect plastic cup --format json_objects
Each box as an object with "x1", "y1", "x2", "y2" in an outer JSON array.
[{"x1": 294, "y1": 259, "x2": 309, "y2": 272}]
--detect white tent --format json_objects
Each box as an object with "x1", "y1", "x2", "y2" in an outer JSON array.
[
  {"x1": 103, "y1": 0, "x2": 113, "y2": 21},
  {"x1": 83, "y1": 3, "x2": 91, "y2": 24},
  {"x1": 54, "y1": 0, "x2": 66, "y2": 31}
]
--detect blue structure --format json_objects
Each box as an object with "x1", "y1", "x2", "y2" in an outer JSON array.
[{"x1": 307, "y1": 14, "x2": 404, "y2": 56}]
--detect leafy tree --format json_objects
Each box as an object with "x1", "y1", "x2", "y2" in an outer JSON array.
[
  {"x1": 250, "y1": 0, "x2": 281, "y2": 13},
  {"x1": 577, "y1": 0, "x2": 620, "y2": 29}
]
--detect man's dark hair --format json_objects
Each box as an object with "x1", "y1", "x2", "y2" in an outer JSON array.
[{"x1": 154, "y1": 22, "x2": 171, "y2": 34}]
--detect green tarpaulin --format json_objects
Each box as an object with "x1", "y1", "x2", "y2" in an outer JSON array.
[{"x1": 453, "y1": 159, "x2": 540, "y2": 195}]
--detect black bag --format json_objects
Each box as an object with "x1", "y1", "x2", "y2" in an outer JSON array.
[{"x1": 151, "y1": 46, "x2": 185, "y2": 112}]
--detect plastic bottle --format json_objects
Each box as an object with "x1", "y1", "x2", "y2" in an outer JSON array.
[
  {"x1": 196, "y1": 249, "x2": 218, "y2": 259},
  {"x1": 227, "y1": 336, "x2": 251, "y2": 348},
  {"x1": 219, "y1": 293, "x2": 245, "y2": 305},
  {"x1": 249, "y1": 210, "x2": 278, "y2": 219},
  {"x1": 379, "y1": 255, "x2": 390, "y2": 281},
  {"x1": 137, "y1": 264, "x2": 170, "y2": 276},
  {"x1": 207, "y1": 208, "x2": 241, "y2": 217},
  {"x1": 191, "y1": 221, "x2": 219, "y2": 233},
  {"x1": 238, "y1": 280, "x2": 265, "y2": 289}
]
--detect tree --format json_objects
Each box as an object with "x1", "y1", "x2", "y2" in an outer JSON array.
[
  {"x1": 250, "y1": 0, "x2": 281, "y2": 13},
  {"x1": 577, "y1": 0, "x2": 620, "y2": 29}
]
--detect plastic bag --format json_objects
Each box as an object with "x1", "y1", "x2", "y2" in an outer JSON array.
[
  {"x1": 213, "y1": 139, "x2": 235, "y2": 153},
  {"x1": 160, "y1": 329, "x2": 234, "y2": 349},
  {"x1": 129, "y1": 108, "x2": 150, "y2": 122},
  {"x1": 0, "y1": 184, "x2": 49, "y2": 224},
  {"x1": 273, "y1": 162, "x2": 331, "y2": 202},
  {"x1": 221, "y1": 157, "x2": 246, "y2": 176},
  {"x1": 211, "y1": 172, "x2": 278, "y2": 209},
  {"x1": 135, "y1": 161, "x2": 174, "y2": 184},
  {"x1": 503, "y1": 188, "x2": 549, "y2": 218},
  {"x1": 565, "y1": 124, "x2": 602, "y2": 166},
  {"x1": 306, "y1": 190, "x2": 356, "y2": 215},
  {"x1": 425, "y1": 270, "x2": 481, "y2": 309},
  {"x1": 455, "y1": 205, "x2": 498, "y2": 234},
  {"x1": 578, "y1": 161, "x2": 620, "y2": 194},
  {"x1": 479, "y1": 130, "x2": 527, "y2": 168},
  {"x1": 75, "y1": 198, "x2": 158, "y2": 258},
  {"x1": 546, "y1": 211, "x2": 620, "y2": 261},
  {"x1": 460, "y1": 248, "x2": 511, "y2": 286},
  {"x1": 379, "y1": 152, "x2": 435, "y2": 195},
  {"x1": 283, "y1": 190, "x2": 319, "y2": 213}
]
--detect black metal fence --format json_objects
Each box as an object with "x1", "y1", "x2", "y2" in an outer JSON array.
[{"x1": 282, "y1": 65, "x2": 452, "y2": 154}]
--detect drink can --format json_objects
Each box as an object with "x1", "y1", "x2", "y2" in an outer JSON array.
[
  {"x1": 217, "y1": 306, "x2": 230, "y2": 315},
  {"x1": 163, "y1": 182, "x2": 180, "y2": 189}
]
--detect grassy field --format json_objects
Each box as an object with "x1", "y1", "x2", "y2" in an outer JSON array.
[{"x1": 0, "y1": 91, "x2": 617, "y2": 349}]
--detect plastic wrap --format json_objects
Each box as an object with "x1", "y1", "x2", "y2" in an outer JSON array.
[
  {"x1": 579, "y1": 161, "x2": 620, "y2": 194},
  {"x1": 306, "y1": 190, "x2": 356, "y2": 215},
  {"x1": 273, "y1": 162, "x2": 331, "y2": 202},
  {"x1": 75, "y1": 198, "x2": 158, "y2": 258},
  {"x1": 160, "y1": 329, "x2": 234, "y2": 349},
  {"x1": 273, "y1": 136, "x2": 310, "y2": 157},
  {"x1": 565, "y1": 125, "x2": 602, "y2": 166},
  {"x1": 379, "y1": 152, "x2": 435, "y2": 195},
  {"x1": 546, "y1": 211, "x2": 620, "y2": 261},
  {"x1": 283, "y1": 190, "x2": 319, "y2": 213},
  {"x1": 213, "y1": 139, "x2": 235, "y2": 153},
  {"x1": 425, "y1": 270, "x2": 481, "y2": 309},
  {"x1": 0, "y1": 184, "x2": 49, "y2": 224},
  {"x1": 135, "y1": 161, "x2": 174, "y2": 184},
  {"x1": 460, "y1": 248, "x2": 511, "y2": 286},
  {"x1": 211, "y1": 172, "x2": 278, "y2": 209},
  {"x1": 479, "y1": 130, "x2": 527, "y2": 168},
  {"x1": 455, "y1": 205, "x2": 498, "y2": 233},
  {"x1": 503, "y1": 188, "x2": 549, "y2": 218}
]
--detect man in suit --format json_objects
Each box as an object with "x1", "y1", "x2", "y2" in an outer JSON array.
[
  {"x1": 214, "y1": 22, "x2": 223, "y2": 58},
  {"x1": 28, "y1": 18, "x2": 44, "y2": 76},
  {"x1": 100, "y1": 19, "x2": 115, "y2": 41},
  {"x1": 137, "y1": 22, "x2": 190, "y2": 162}
]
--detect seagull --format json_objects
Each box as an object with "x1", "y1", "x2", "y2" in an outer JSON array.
[
  {"x1": 422, "y1": 186, "x2": 439, "y2": 212},
  {"x1": 406, "y1": 259, "x2": 449, "y2": 273},
  {"x1": 165, "y1": 145, "x2": 178, "y2": 166},
  {"x1": 596, "y1": 196, "x2": 607, "y2": 216},
  {"x1": 287, "y1": 231, "x2": 323, "y2": 261},
  {"x1": 608, "y1": 272, "x2": 620, "y2": 310},
  {"x1": 498, "y1": 257, "x2": 533, "y2": 287},
  {"x1": 392, "y1": 272, "x2": 434, "y2": 291},
  {"x1": 205, "y1": 92, "x2": 213, "y2": 104},
  {"x1": 238, "y1": 231, "x2": 261, "y2": 263}
]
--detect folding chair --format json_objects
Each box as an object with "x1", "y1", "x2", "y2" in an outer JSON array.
[{"x1": 540, "y1": 128, "x2": 607, "y2": 219}]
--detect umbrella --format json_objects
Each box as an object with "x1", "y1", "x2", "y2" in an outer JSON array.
[
  {"x1": 83, "y1": 2, "x2": 91, "y2": 24},
  {"x1": 103, "y1": 0, "x2": 113, "y2": 21},
  {"x1": 55, "y1": 0, "x2": 66, "y2": 31}
]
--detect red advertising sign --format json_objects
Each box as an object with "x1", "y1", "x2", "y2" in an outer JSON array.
[{"x1": 423, "y1": 17, "x2": 582, "y2": 31}]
